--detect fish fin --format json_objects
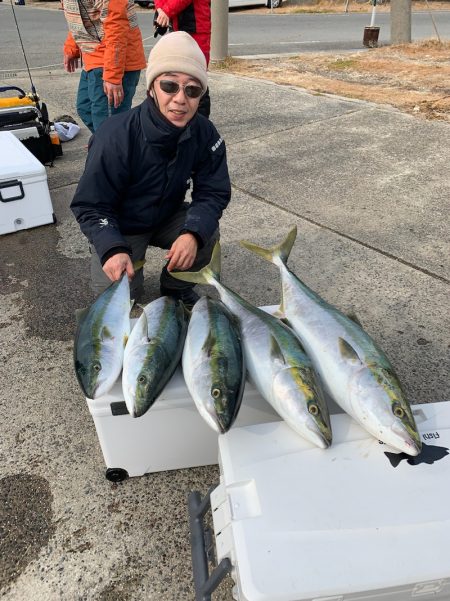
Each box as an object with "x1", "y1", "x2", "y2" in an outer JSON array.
[
  {"x1": 123, "y1": 334, "x2": 128, "y2": 347},
  {"x1": 385, "y1": 451, "x2": 404, "y2": 468},
  {"x1": 202, "y1": 329, "x2": 217, "y2": 357},
  {"x1": 240, "y1": 226, "x2": 297, "y2": 266},
  {"x1": 270, "y1": 335, "x2": 286, "y2": 365},
  {"x1": 346, "y1": 310, "x2": 363, "y2": 328},
  {"x1": 272, "y1": 303, "x2": 286, "y2": 320},
  {"x1": 171, "y1": 241, "x2": 220, "y2": 285},
  {"x1": 140, "y1": 310, "x2": 150, "y2": 341},
  {"x1": 100, "y1": 325, "x2": 113, "y2": 341},
  {"x1": 75, "y1": 307, "x2": 89, "y2": 325},
  {"x1": 133, "y1": 259, "x2": 146, "y2": 272},
  {"x1": 278, "y1": 294, "x2": 287, "y2": 319},
  {"x1": 338, "y1": 338, "x2": 363, "y2": 364}
]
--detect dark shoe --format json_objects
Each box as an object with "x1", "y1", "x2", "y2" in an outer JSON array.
[
  {"x1": 131, "y1": 286, "x2": 144, "y2": 304},
  {"x1": 160, "y1": 286, "x2": 200, "y2": 309}
]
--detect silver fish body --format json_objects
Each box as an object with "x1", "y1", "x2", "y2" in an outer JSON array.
[
  {"x1": 241, "y1": 228, "x2": 421, "y2": 456},
  {"x1": 183, "y1": 296, "x2": 245, "y2": 433},
  {"x1": 122, "y1": 296, "x2": 188, "y2": 417},
  {"x1": 74, "y1": 274, "x2": 131, "y2": 399},
  {"x1": 171, "y1": 245, "x2": 332, "y2": 449}
]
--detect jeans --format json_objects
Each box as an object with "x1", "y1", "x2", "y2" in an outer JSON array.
[
  {"x1": 76, "y1": 68, "x2": 141, "y2": 133},
  {"x1": 89, "y1": 203, "x2": 219, "y2": 298}
]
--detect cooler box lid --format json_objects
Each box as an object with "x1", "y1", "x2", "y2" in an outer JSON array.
[
  {"x1": 0, "y1": 131, "x2": 45, "y2": 179},
  {"x1": 215, "y1": 401, "x2": 450, "y2": 601}
]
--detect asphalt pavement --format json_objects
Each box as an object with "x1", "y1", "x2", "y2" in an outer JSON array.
[
  {"x1": 1, "y1": 49, "x2": 449, "y2": 600},
  {"x1": 2, "y1": 6, "x2": 450, "y2": 69}
]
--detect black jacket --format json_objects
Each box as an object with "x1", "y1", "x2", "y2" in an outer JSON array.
[{"x1": 71, "y1": 98, "x2": 231, "y2": 264}]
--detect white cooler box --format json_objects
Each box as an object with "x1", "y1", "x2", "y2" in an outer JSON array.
[
  {"x1": 206, "y1": 401, "x2": 450, "y2": 601},
  {"x1": 0, "y1": 131, "x2": 55, "y2": 235},
  {"x1": 88, "y1": 368, "x2": 281, "y2": 481}
]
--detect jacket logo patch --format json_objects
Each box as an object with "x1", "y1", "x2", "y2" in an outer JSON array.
[
  {"x1": 211, "y1": 137, "x2": 223, "y2": 152},
  {"x1": 99, "y1": 218, "x2": 109, "y2": 228}
]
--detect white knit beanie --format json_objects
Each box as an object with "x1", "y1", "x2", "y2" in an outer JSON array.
[{"x1": 146, "y1": 32, "x2": 208, "y2": 92}]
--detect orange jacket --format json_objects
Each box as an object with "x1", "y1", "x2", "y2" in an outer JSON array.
[{"x1": 63, "y1": 0, "x2": 146, "y2": 85}]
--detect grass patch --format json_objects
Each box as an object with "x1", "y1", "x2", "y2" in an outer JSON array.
[
  {"x1": 210, "y1": 56, "x2": 242, "y2": 71},
  {"x1": 328, "y1": 58, "x2": 359, "y2": 70}
]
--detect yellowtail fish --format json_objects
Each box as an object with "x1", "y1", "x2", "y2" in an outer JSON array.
[
  {"x1": 241, "y1": 227, "x2": 421, "y2": 456},
  {"x1": 183, "y1": 296, "x2": 245, "y2": 433},
  {"x1": 122, "y1": 296, "x2": 187, "y2": 417},
  {"x1": 74, "y1": 274, "x2": 131, "y2": 399}
]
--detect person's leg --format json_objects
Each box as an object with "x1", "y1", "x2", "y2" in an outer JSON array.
[
  {"x1": 89, "y1": 233, "x2": 152, "y2": 298},
  {"x1": 86, "y1": 68, "x2": 110, "y2": 132},
  {"x1": 76, "y1": 70, "x2": 95, "y2": 133},
  {"x1": 150, "y1": 204, "x2": 219, "y2": 300},
  {"x1": 111, "y1": 70, "x2": 141, "y2": 116}
]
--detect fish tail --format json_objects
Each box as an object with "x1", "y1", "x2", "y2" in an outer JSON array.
[
  {"x1": 171, "y1": 241, "x2": 221, "y2": 285},
  {"x1": 133, "y1": 258, "x2": 146, "y2": 272},
  {"x1": 240, "y1": 226, "x2": 297, "y2": 266},
  {"x1": 385, "y1": 451, "x2": 404, "y2": 468}
]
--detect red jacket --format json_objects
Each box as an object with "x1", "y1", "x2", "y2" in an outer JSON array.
[{"x1": 154, "y1": 0, "x2": 211, "y2": 65}]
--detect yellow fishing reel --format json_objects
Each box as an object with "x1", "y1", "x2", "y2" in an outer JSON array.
[{"x1": 0, "y1": 86, "x2": 39, "y2": 109}]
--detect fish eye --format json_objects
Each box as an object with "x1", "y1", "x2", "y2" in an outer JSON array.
[
  {"x1": 212, "y1": 388, "x2": 221, "y2": 399},
  {"x1": 138, "y1": 375, "x2": 147, "y2": 385},
  {"x1": 93, "y1": 362, "x2": 101, "y2": 372},
  {"x1": 308, "y1": 403, "x2": 319, "y2": 416},
  {"x1": 393, "y1": 405, "x2": 404, "y2": 418}
]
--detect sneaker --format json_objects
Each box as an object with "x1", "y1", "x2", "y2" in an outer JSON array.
[{"x1": 160, "y1": 286, "x2": 200, "y2": 309}]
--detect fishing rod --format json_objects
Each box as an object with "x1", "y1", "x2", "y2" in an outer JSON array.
[
  {"x1": 0, "y1": 0, "x2": 62, "y2": 165},
  {"x1": 6, "y1": 0, "x2": 43, "y2": 111}
]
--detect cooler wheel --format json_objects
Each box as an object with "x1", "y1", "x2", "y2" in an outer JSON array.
[{"x1": 105, "y1": 468, "x2": 129, "y2": 482}]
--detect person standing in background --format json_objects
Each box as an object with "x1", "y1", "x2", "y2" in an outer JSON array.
[
  {"x1": 153, "y1": 0, "x2": 211, "y2": 118},
  {"x1": 62, "y1": 0, "x2": 146, "y2": 133}
]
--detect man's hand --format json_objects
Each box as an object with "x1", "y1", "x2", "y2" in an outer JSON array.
[
  {"x1": 155, "y1": 8, "x2": 170, "y2": 27},
  {"x1": 165, "y1": 233, "x2": 198, "y2": 272},
  {"x1": 64, "y1": 55, "x2": 79, "y2": 73},
  {"x1": 103, "y1": 253, "x2": 135, "y2": 282},
  {"x1": 103, "y1": 81, "x2": 124, "y2": 109}
]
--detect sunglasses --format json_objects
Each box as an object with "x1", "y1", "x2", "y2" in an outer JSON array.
[{"x1": 158, "y1": 79, "x2": 203, "y2": 99}]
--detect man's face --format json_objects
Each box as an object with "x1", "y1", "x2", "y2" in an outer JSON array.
[{"x1": 151, "y1": 72, "x2": 203, "y2": 127}]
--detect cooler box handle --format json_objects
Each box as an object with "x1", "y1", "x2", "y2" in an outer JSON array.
[{"x1": 0, "y1": 179, "x2": 25, "y2": 202}]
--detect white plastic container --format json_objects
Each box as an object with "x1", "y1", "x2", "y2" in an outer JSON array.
[
  {"x1": 211, "y1": 401, "x2": 450, "y2": 601},
  {"x1": 87, "y1": 367, "x2": 281, "y2": 480},
  {"x1": 0, "y1": 131, "x2": 54, "y2": 235}
]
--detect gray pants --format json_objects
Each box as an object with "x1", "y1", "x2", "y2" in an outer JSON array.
[{"x1": 90, "y1": 204, "x2": 219, "y2": 297}]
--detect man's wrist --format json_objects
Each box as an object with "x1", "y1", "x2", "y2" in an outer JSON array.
[
  {"x1": 101, "y1": 247, "x2": 131, "y2": 266},
  {"x1": 180, "y1": 229, "x2": 201, "y2": 245}
]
